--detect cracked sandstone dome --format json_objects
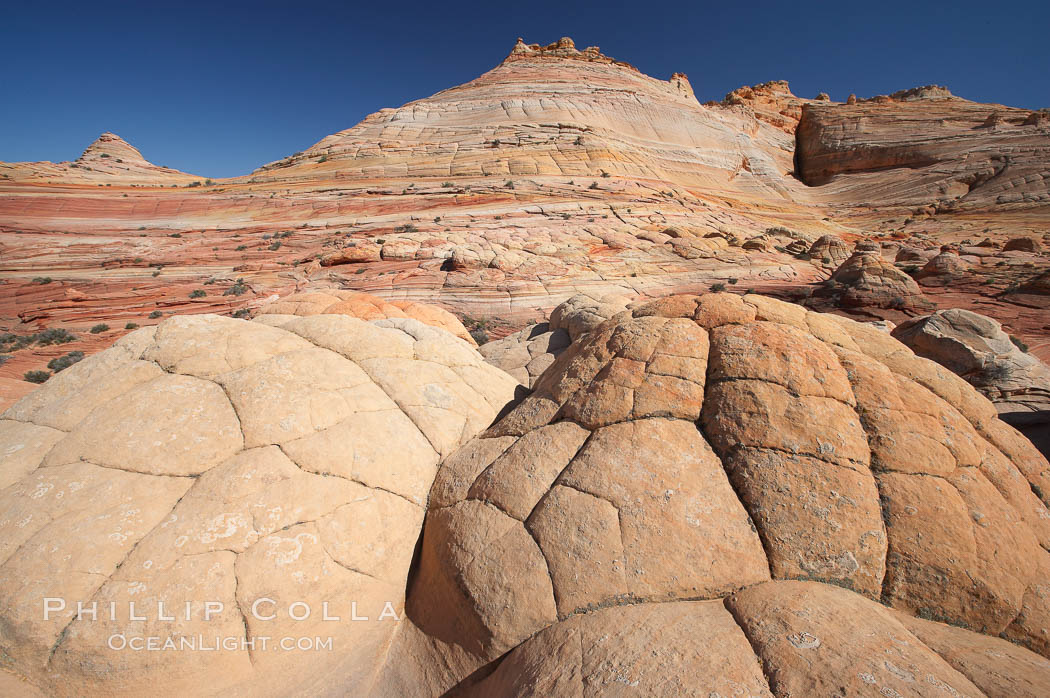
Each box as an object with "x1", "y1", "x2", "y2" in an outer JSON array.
[
  {"x1": 0, "y1": 313, "x2": 518, "y2": 696},
  {"x1": 2, "y1": 294, "x2": 1050, "y2": 696}
]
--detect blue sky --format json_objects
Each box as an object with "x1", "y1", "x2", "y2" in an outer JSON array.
[{"x1": 2, "y1": 0, "x2": 1047, "y2": 178}]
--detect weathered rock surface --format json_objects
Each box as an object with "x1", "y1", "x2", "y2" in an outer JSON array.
[
  {"x1": 807, "y1": 233, "x2": 851, "y2": 266},
  {"x1": 3, "y1": 294, "x2": 1050, "y2": 695},
  {"x1": 254, "y1": 289, "x2": 476, "y2": 344},
  {"x1": 893, "y1": 308, "x2": 1050, "y2": 416},
  {"x1": 1, "y1": 132, "x2": 202, "y2": 185},
  {"x1": 796, "y1": 92, "x2": 1050, "y2": 209},
  {"x1": 478, "y1": 293, "x2": 632, "y2": 386},
  {"x1": 0, "y1": 314, "x2": 517, "y2": 696},
  {"x1": 409, "y1": 292, "x2": 1050, "y2": 685},
  {"x1": 478, "y1": 322, "x2": 571, "y2": 387},
  {"x1": 814, "y1": 241, "x2": 930, "y2": 310},
  {"x1": 917, "y1": 247, "x2": 972, "y2": 284}
]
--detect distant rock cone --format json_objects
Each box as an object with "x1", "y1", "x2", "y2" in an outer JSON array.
[
  {"x1": 77, "y1": 132, "x2": 152, "y2": 166},
  {"x1": 815, "y1": 241, "x2": 929, "y2": 310}
]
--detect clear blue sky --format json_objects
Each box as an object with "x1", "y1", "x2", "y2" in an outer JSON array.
[{"x1": 3, "y1": 0, "x2": 1047, "y2": 178}]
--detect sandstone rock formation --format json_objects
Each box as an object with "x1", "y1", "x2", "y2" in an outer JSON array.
[
  {"x1": 0, "y1": 313, "x2": 518, "y2": 696},
  {"x1": 2, "y1": 294, "x2": 1050, "y2": 694},
  {"x1": 814, "y1": 241, "x2": 930, "y2": 310},
  {"x1": 254, "y1": 289, "x2": 476, "y2": 344},
  {"x1": 0, "y1": 132, "x2": 202, "y2": 185},
  {"x1": 478, "y1": 323, "x2": 571, "y2": 387},
  {"x1": 478, "y1": 292, "x2": 631, "y2": 387},
  {"x1": 1005, "y1": 236, "x2": 1043, "y2": 253},
  {"x1": 720, "y1": 79, "x2": 814, "y2": 133},
  {"x1": 893, "y1": 308, "x2": 1050, "y2": 417},
  {"x1": 807, "y1": 233, "x2": 851, "y2": 266},
  {"x1": 4, "y1": 36, "x2": 1050, "y2": 386},
  {"x1": 916, "y1": 246, "x2": 972, "y2": 284},
  {"x1": 796, "y1": 91, "x2": 1050, "y2": 209},
  {"x1": 404, "y1": 293, "x2": 1050, "y2": 693},
  {"x1": 1021, "y1": 269, "x2": 1050, "y2": 295}
]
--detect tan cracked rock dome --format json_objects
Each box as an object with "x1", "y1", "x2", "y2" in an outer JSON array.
[
  {"x1": 2, "y1": 293, "x2": 1050, "y2": 695},
  {"x1": 0, "y1": 312, "x2": 518, "y2": 696}
]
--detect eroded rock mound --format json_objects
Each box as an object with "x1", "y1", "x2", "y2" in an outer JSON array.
[
  {"x1": 0, "y1": 313, "x2": 518, "y2": 696},
  {"x1": 255, "y1": 289, "x2": 476, "y2": 344},
  {"x1": 479, "y1": 293, "x2": 632, "y2": 387},
  {"x1": 478, "y1": 323, "x2": 571, "y2": 387},
  {"x1": 892, "y1": 308, "x2": 1050, "y2": 417},
  {"x1": 916, "y1": 246, "x2": 972, "y2": 284},
  {"x1": 807, "y1": 234, "x2": 851, "y2": 266},
  {"x1": 408, "y1": 292, "x2": 1050, "y2": 689},
  {"x1": 1005, "y1": 236, "x2": 1043, "y2": 253},
  {"x1": 816, "y1": 241, "x2": 929, "y2": 310}
]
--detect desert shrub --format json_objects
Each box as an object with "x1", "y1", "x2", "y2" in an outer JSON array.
[
  {"x1": 32, "y1": 277, "x2": 52, "y2": 284},
  {"x1": 169, "y1": 233, "x2": 182, "y2": 238},
  {"x1": 125, "y1": 322, "x2": 139, "y2": 330},
  {"x1": 504, "y1": 180, "x2": 514, "y2": 189},
  {"x1": 37, "y1": 328, "x2": 76, "y2": 346},
  {"x1": 268, "y1": 241, "x2": 282, "y2": 251},
  {"x1": 224, "y1": 279, "x2": 249, "y2": 296},
  {"x1": 235, "y1": 245, "x2": 247, "y2": 251},
  {"x1": 2, "y1": 329, "x2": 76, "y2": 352},
  {"x1": 469, "y1": 327, "x2": 489, "y2": 344},
  {"x1": 710, "y1": 282, "x2": 727, "y2": 292},
  {"x1": 148, "y1": 310, "x2": 163, "y2": 319},
  {"x1": 24, "y1": 370, "x2": 50, "y2": 384},
  {"x1": 1009, "y1": 335, "x2": 1029, "y2": 353},
  {"x1": 47, "y1": 351, "x2": 84, "y2": 373},
  {"x1": 589, "y1": 182, "x2": 599, "y2": 189},
  {"x1": 394, "y1": 224, "x2": 418, "y2": 233},
  {"x1": 189, "y1": 289, "x2": 206, "y2": 298},
  {"x1": 231, "y1": 308, "x2": 251, "y2": 319},
  {"x1": 728, "y1": 278, "x2": 739, "y2": 285},
  {"x1": 442, "y1": 182, "x2": 453, "y2": 188},
  {"x1": 0, "y1": 355, "x2": 9, "y2": 366},
  {"x1": 90, "y1": 323, "x2": 110, "y2": 334}
]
